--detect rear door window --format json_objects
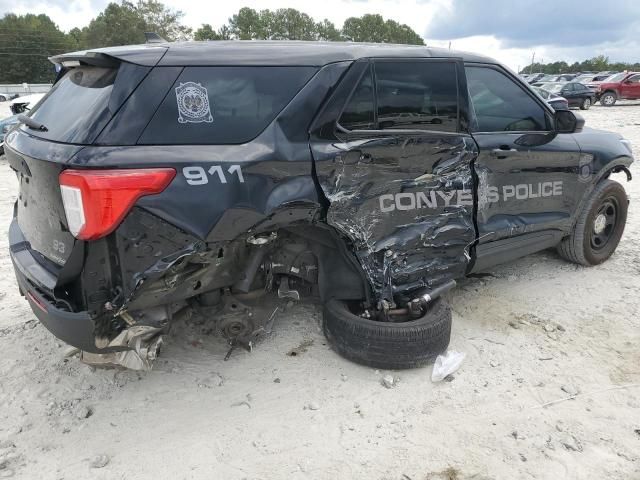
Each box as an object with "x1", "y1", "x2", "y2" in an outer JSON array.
[
  {"x1": 374, "y1": 61, "x2": 458, "y2": 132},
  {"x1": 138, "y1": 66, "x2": 317, "y2": 145}
]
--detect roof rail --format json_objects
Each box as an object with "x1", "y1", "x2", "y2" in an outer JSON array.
[{"x1": 144, "y1": 32, "x2": 167, "y2": 44}]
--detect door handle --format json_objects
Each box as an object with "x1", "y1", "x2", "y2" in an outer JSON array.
[{"x1": 490, "y1": 148, "x2": 518, "y2": 158}]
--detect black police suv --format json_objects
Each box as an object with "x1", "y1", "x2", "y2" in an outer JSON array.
[{"x1": 5, "y1": 41, "x2": 634, "y2": 370}]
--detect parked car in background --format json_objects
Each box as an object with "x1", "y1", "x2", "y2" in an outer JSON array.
[
  {"x1": 538, "y1": 82, "x2": 595, "y2": 109},
  {"x1": 533, "y1": 86, "x2": 569, "y2": 110},
  {"x1": 575, "y1": 73, "x2": 612, "y2": 84},
  {"x1": 585, "y1": 72, "x2": 624, "y2": 92},
  {"x1": 0, "y1": 114, "x2": 19, "y2": 155},
  {"x1": 526, "y1": 73, "x2": 546, "y2": 84},
  {"x1": 1, "y1": 94, "x2": 44, "y2": 155},
  {"x1": 594, "y1": 72, "x2": 640, "y2": 106},
  {"x1": 0, "y1": 92, "x2": 12, "y2": 102},
  {"x1": 8, "y1": 93, "x2": 45, "y2": 115},
  {"x1": 533, "y1": 74, "x2": 577, "y2": 86}
]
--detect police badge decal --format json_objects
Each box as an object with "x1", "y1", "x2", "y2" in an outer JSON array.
[{"x1": 175, "y1": 82, "x2": 213, "y2": 124}]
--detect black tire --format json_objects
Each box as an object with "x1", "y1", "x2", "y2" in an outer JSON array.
[
  {"x1": 557, "y1": 179, "x2": 628, "y2": 266},
  {"x1": 580, "y1": 98, "x2": 591, "y2": 110},
  {"x1": 323, "y1": 297, "x2": 451, "y2": 369},
  {"x1": 0, "y1": 95, "x2": 6, "y2": 102},
  {"x1": 600, "y1": 92, "x2": 617, "y2": 107}
]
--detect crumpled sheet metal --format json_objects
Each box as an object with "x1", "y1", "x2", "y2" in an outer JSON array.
[
  {"x1": 318, "y1": 134, "x2": 477, "y2": 300},
  {"x1": 80, "y1": 325, "x2": 163, "y2": 371}
]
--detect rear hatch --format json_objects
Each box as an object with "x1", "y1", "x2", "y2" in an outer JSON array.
[{"x1": 5, "y1": 57, "x2": 153, "y2": 269}]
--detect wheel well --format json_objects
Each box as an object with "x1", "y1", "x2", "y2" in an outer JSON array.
[
  {"x1": 282, "y1": 224, "x2": 370, "y2": 303},
  {"x1": 570, "y1": 165, "x2": 631, "y2": 232},
  {"x1": 600, "y1": 164, "x2": 632, "y2": 183}
]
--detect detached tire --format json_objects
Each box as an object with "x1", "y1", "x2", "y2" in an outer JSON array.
[
  {"x1": 557, "y1": 179, "x2": 628, "y2": 266},
  {"x1": 323, "y1": 297, "x2": 451, "y2": 369}
]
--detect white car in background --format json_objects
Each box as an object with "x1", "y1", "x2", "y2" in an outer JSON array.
[
  {"x1": 1, "y1": 93, "x2": 46, "y2": 155},
  {"x1": 8, "y1": 93, "x2": 45, "y2": 115}
]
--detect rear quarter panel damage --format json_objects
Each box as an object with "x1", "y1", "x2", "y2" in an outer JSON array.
[
  {"x1": 312, "y1": 133, "x2": 478, "y2": 302},
  {"x1": 75, "y1": 62, "x2": 355, "y2": 319}
]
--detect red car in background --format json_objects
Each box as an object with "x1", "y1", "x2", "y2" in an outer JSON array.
[{"x1": 589, "y1": 72, "x2": 640, "y2": 106}]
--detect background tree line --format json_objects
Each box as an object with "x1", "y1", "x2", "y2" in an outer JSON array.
[
  {"x1": 520, "y1": 54, "x2": 640, "y2": 75},
  {"x1": 0, "y1": 1, "x2": 423, "y2": 83},
  {"x1": 1, "y1": 1, "x2": 638, "y2": 83}
]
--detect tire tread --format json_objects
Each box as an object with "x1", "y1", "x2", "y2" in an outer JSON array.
[{"x1": 323, "y1": 297, "x2": 452, "y2": 369}]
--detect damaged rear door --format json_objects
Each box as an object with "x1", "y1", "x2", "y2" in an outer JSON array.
[{"x1": 310, "y1": 58, "x2": 478, "y2": 303}]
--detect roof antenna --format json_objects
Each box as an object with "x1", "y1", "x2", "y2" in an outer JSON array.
[{"x1": 144, "y1": 32, "x2": 167, "y2": 44}]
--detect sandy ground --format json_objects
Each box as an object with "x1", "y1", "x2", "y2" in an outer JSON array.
[{"x1": 0, "y1": 101, "x2": 639, "y2": 480}]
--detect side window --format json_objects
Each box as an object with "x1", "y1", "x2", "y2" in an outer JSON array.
[
  {"x1": 374, "y1": 61, "x2": 458, "y2": 132},
  {"x1": 563, "y1": 83, "x2": 575, "y2": 92},
  {"x1": 628, "y1": 75, "x2": 640, "y2": 83},
  {"x1": 465, "y1": 66, "x2": 550, "y2": 132},
  {"x1": 338, "y1": 65, "x2": 375, "y2": 130},
  {"x1": 138, "y1": 66, "x2": 317, "y2": 145}
]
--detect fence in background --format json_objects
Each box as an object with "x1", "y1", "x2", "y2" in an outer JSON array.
[{"x1": 0, "y1": 84, "x2": 52, "y2": 99}]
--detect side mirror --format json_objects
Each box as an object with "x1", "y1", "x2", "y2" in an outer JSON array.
[{"x1": 555, "y1": 110, "x2": 585, "y2": 133}]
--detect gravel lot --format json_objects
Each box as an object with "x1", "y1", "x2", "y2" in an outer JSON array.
[{"x1": 0, "y1": 102, "x2": 639, "y2": 480}]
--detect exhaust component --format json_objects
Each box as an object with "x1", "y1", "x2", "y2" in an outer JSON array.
[{"x1": 409, "y1": 279, "x2": 456, "y2": 313}]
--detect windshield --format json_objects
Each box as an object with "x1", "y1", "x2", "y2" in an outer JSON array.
[
  {"x1": 545, "y1": 83, "x2": 564, "y2": 93},
  {"x1": 533, "y1": 87, "x2": 550, "y2": 99},
  {"x1": 604, "y1": 73, "x2": 626, "y2": 83},
  {"x1": 538, "y1": 75, "x2": 556, "y2": 82}
]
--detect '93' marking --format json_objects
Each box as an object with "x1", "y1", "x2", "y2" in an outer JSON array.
[{"x1": 183, "y1": 165, "x2": 245, "y2": 185}]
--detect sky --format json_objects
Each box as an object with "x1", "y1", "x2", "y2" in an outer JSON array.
[{"x1": 1, "y1": 0, "x2": 639, "y2": 71}]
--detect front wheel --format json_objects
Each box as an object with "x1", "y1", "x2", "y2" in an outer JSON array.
[
  {"x1": 600, "y1": 92, "x2": 617, "y2": 106},
  {"x1": 323, "y1": 297, "x2": 452, "y2": 369},
  {"x1": 580, "y1": 98, "x2": 591, "y2": 110},
  {"x1": 557, "y1": 179, "x2": 628, "y2": 266},
  {"x1": 0, "y1": 95, "x2": 6, "y2": 102}
]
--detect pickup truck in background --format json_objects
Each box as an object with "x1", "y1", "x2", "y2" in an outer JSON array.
[{"x1": 590, "y1": 72, "x2": 640, "y2": 106}]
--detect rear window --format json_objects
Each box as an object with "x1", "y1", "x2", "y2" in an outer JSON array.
[
  {"x1": 138, "y1": 66, "x2": 317, "y2": 145},
  {"x1": 27, "y1": 66, "x2": 117, "y2": 144}
]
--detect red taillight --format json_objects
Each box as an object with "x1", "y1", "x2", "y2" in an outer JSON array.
[
  {"x1": 59, "y1": 168, "x2": 176, "y2": 240},
  {"x1": 27, "y1": 291, "x2": 48, "y2": 313}
]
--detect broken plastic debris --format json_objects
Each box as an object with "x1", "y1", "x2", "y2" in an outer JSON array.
[
  {"x1": 80, "y1": 325, "x2": 163, "y2": 371},
  {"x1": 431, "y1": 350, "x2": 466, "y2": 382}
]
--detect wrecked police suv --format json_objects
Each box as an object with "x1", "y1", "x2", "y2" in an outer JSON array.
[{"x1": 6, "y1": 41, "x2": 634, "y2": 370}]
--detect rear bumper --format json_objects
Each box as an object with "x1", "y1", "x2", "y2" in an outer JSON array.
[{"x1": 9, "y1": 218, "x2": 108, "y2": 353}]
